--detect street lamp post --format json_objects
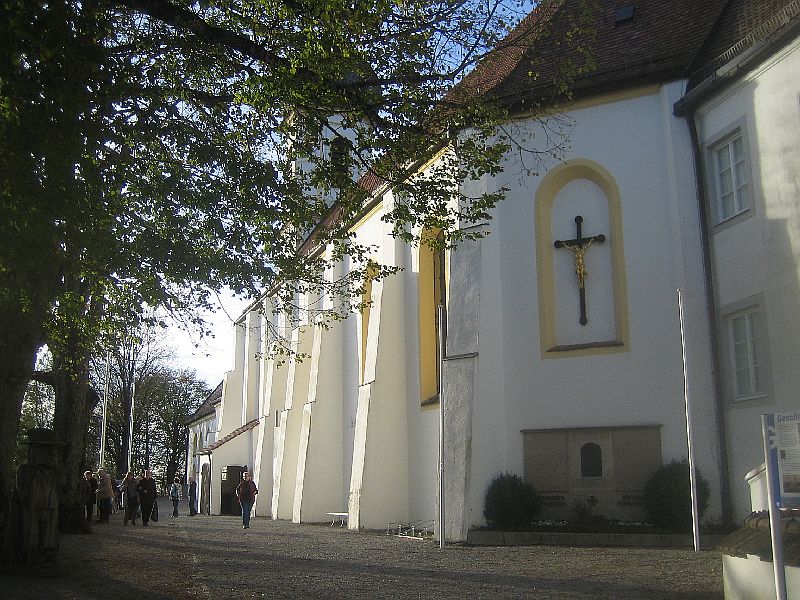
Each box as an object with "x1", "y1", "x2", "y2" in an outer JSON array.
[
  {"x1": 99, "y1": 350, "x2": 111, "y2": 468},
  {"x1": 127, "y1": 376, "x2": 136, "y2": 474}
]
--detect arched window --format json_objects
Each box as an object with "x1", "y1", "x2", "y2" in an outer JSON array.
[
  {"x1": 580, "y1": 442, "x2": 603, "y2": 478},
  {"x1": 359, "y1": 261, "x2": 378, "y2": 384},
  {"x1": 418, "y1": 228, "x2": 446, "y2": 404}
]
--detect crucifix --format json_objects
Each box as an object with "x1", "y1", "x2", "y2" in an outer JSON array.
[{"x1": 554, "y1": 215, "x2": 606, "y2": 326}]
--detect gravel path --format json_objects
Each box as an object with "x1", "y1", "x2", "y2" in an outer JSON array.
[{"x1": 0, "y1": 499, "x2": 723, "y2": 599}]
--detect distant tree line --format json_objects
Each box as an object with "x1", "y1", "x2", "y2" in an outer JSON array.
[{"x1": 16, "y1": 326, "x2": 209, "y2": 496}]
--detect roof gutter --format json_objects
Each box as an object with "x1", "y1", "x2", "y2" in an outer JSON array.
[
  {"x1": 682, "y1": 111, "x2": 733, "y2": 526},
  {"x1": 669, "y1": 10, "x2": 800, "y2": 526},
  {"x1": 675, "y1": 9, "x2": 800, "y2": 116}
]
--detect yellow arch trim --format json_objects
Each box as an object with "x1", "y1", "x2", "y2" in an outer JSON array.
[
  {"x1": 534, "y1": 159, "x2": 629, "y2": 357},
  {"x1": 359, "y1": 261, "x2": 379, "y2": 383},
  {"x1": 417, "y1": 228, "x2": 443, "y2": 405}
]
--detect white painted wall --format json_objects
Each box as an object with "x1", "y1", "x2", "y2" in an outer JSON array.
[
  {"x1": 464, "y1": 83, "x2": 719, "y2": 529},
  {"x1": 273, "y1": 327, "x2": 312, "y2": 519},
  {"x1": 242, "y1": 310, "x2": 261, "y2": 424},
  {"x1": 403, "y1": 240, "x2": 440, "y2": 524},
  {"x1": 341, "y1": 260, "x2": 359, "y2": 501},
  {"x1": 209, "y1": 38, "x2": 800, "y2": 536},
  {"x1": 346, "y1": 199, "x2": 414, "y2": 529},
  {"x1": 218, "y1": 323, "x2": 245, "y2": 437},
  {"x1": 696, "y1": 37, "x2": 800, "y2": 520},
  {"x1": 252, "y1": 317, "x2": 274, "y2": 517},
  {"x1": 723, "y1": 555, "x2": 799, "y2": 600},
  {"x1": 186, "y1": 413, "x2": 216, "y2": 480},
  {"x1": 293, "y1": 319, "x2": 345, "y2": 521}
]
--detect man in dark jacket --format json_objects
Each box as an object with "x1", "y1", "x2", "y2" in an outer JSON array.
[
  {"x1": 138, "y1": 470, "x2": 158, "y2": 526},
  {"x1": 83, "y1": 471, "x2": 98, "y2": 522},
  {"x1": 188, "y1": 475, "x2": 198, "y2": 516},
  {"x1": 235, "y1": 472, "x2": 258, "y2": 529}
]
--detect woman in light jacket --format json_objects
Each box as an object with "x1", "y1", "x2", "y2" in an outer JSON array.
[
  {"x1": 121, "y1": 472, "x2": 140, "y2": 525},
  {"x1": 95, "y1": 469, "x2": 114, "y2": 523}
]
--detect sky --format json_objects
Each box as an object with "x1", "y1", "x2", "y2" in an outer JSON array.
[{"x1": 168, "y1": 290, "x2": 252, "y2": 388}]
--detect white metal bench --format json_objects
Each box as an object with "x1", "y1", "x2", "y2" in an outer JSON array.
[{"x1": 327, "y1": 512, "x2": 348, "y2": 527}]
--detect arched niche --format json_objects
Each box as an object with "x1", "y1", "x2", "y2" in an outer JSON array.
[
  {"x1": 417, "y1": 228, "x2": 445, "y2": 405},
  {"x1": 535, "y1": 159, "x2": 629, "y2": 356}
]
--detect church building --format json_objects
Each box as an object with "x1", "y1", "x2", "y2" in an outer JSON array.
[{"x1": 190, "y1": 0, "x2": 800, "y2": 541}]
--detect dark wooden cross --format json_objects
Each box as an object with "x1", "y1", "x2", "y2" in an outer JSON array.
[{"x1": 554, "y1": 215, "x2": 606, "y2": 326}]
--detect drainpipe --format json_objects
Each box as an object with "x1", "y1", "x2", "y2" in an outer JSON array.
[
  {"x1": 671, "y1": 1, "x2": 800, "y2": 529},
  {"x1": 684, "y1": 112, "x2": 733, "y2": 527}
]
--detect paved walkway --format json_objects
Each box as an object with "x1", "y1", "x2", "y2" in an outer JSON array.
[{"x1": 0, "y1": 499, "x2": 723, "y2": 599}]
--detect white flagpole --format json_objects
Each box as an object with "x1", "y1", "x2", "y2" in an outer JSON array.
[
  {"x1": 761, "y1": 414, "x2": 787, "y2": 600},
  {"x1": 438, "y1": 304, "x2": 446, "y2": 550},
  {"x1": 677, "y1": 289, "x2": 701, "y2": 551},
  {"x1": 128, "y1": 376, "x2": 136, "y2": 474},
  {"x1": 99, "y1": 350, "x2": 111, "y2": 468}
]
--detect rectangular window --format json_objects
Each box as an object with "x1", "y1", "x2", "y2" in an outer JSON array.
[
  {"x1": 728, "y1": 307, "x2": 766, "y2": 400},
  {"x1": 711, "y1": 130, "x2": 751, "y2": 223}
]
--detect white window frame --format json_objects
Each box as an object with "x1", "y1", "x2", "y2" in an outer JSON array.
[
  {"x1": 705, "y1": 118, "x2": 755, "y2": 228},
  {"x1": 721, "y1": 294, "x2": 772, "y2": 403}
]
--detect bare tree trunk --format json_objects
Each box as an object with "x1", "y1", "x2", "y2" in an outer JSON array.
[
  {"x1": 0, "y1": 304, "x2": 44, "y2": 561},
  {"x1": 51, "y1": 354, "x2": 99, "y2": 534},
  {"x1": 144, "y1": 412, "x2": 151, "y2": 471},
  {"x1": 116, "y1": 356, "x2": 136, "y2": 476}
]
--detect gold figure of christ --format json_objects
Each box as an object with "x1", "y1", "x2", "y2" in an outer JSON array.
[{"x1": 553, "y1": 215, "x2": 605, "y2": 326}]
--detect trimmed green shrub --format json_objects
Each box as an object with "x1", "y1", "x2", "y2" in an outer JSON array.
[
  {"x1": 483, "y1": 471, "x2": 541, "y2": 529},
  {"x1": 643, "y1": 459, "x2": 710, "y2": 532}
]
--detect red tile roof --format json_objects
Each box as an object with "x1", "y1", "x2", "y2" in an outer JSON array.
[
  {"x1": 185, "y1": 380, "x2": 224, "y2": 426},
  {"x1": 486, "y1": 0, "x2": 728, "y2": 108},
  {"x1": 688, "y1": 0, "x2": 800, "y2": 86},
  {"x1": 310, "y1": 1, "x2": 730, "y2": 242},
  {"x1": 447, "y1": 1, "x2": 562, "y2": 102},
  {"x1": 199, "y1": 418, "x2": 259, "y2": 454},
  {"x1": 289, "y1": 0, "x2": 800, "y2": 268}
]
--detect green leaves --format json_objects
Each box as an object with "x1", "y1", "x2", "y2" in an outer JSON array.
[{"x1": 1, "y1": 0, "x2": 591, "y2": 362}]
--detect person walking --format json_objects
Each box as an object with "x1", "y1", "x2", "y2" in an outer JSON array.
[
  {"x1": 111, "y1": 476, "x2": 122, "y2": 512},
  {"x1": 169, "y1": 477, "x2": 181, "y2": 517},
  {"x1": 235, "y1": 472, "x2": 258, "y2": 529},
  {"x1": 95, "y1": 469, "x2": 114, "y2": 523},
  {"x1": 121, "y1": 472, "x2": 140, "y2": 525},
  {"x1": 138, "y1": 470, "x2": 157, "y2": 526},
  {"x1": 187, "y1": 475, "x2": 198, "y2": 516},
  {"x1": 82, "y1": 471, "x2": 98, "y2": 522}
]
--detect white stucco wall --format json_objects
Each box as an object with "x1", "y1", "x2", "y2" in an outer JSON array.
[
  {"x1": 723, "y1": 555, "x2": 799, "y2": 600},
  {"x1": 208, "y1": 39, "x2": 800, "y2": 536},
  {"x1": 208, "y1": 432, "x2": 254, "y2": 515},
  {"x1": 242, "y1": 310, "x2": 261, "y2": 424},
  {"x1": 403, "y1": 241, "x2": 441, "y2": 525},
  {"x1": 273, "y1": 327, "x2": 311, "y2": 519},
  {"x1": 292, "y1": 318, "x2": 345, "y2": 522},
  {"x1": 253, "y1": 313, "x2": 275, "y2": 517},
  {"x1": 695, "y1": 37, "x2": 800, "y2": 520},
  {"x1": 218, "y1": 323, "x2": 246, "y2": 437},
  {"x1": 464, "y1": 82, "x2": 720, "y2": 528}
]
